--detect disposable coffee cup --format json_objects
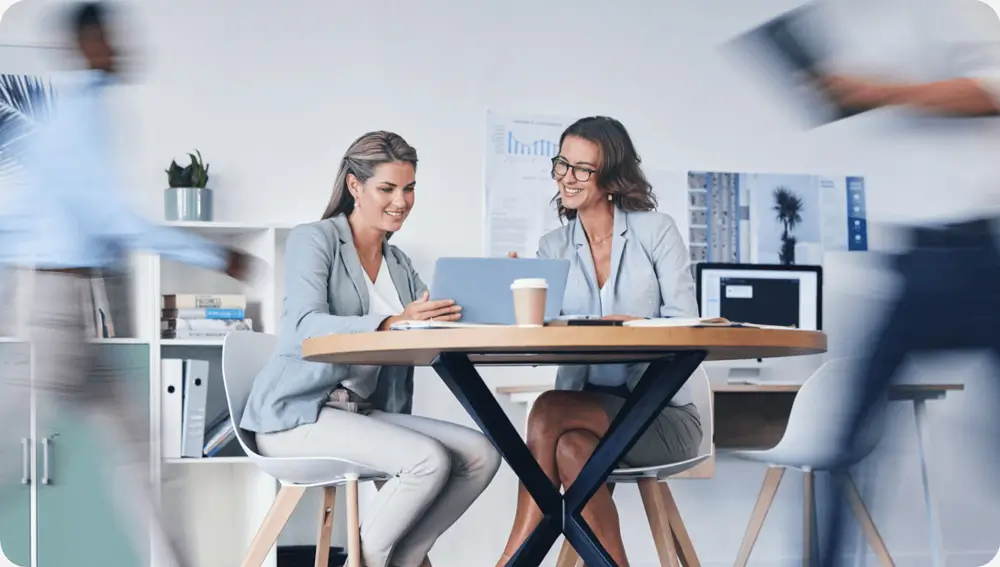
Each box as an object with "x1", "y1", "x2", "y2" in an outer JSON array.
[{"x1": 511, "y1": 278, "x2": 548, "y2": 327}]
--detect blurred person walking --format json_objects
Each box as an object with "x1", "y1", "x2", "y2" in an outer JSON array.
[
  {"x1": 0, "y1": 2, "x2": 257, "y2": 566},
  {"x1": 745, "y1": 0, "x2": 1000, "y2": 564}
]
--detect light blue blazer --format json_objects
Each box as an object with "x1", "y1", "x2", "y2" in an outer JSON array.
[
  {"x1": 537, "y1": 207, "x2": 699, "y2": 395},
  {"x1": 240, "y1": 215, "x2": 427, "y2": 434}
]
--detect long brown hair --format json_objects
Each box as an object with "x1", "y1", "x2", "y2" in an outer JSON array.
[
  {"x1": 553, "y1": 116, "x2": 657, "y2": 221},
  {"x1": 321, "y1": 131, "x2": 419, "y2": 222}
]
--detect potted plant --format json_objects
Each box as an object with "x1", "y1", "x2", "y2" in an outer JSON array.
[{"x1": 164, "y1": 150, "x2": 214, "y2": 221}]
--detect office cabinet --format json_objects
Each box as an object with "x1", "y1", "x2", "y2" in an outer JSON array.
[
  {"x1": 1, "y1": 342, "x2": 150, "y2": 567},
  {"x1": 0, "y1": 342, "x2": 31, "y2": 567}
]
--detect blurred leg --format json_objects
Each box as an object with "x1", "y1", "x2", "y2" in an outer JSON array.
[
  {"x1": 821, "y1": 222, "x2": 1000, "y2": 567},
  {"x1": 819, "y1": 272, "x2": 933, "y2": 567},
  {"x1": 28, "y1": 271, "x2": 193, "y2": 567}
]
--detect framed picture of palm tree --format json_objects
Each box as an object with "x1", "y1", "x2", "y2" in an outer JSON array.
[{"x1": 685, "y1": 170, "x2": 867, "y2": 267}]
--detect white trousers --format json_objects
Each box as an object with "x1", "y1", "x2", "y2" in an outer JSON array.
[
  {"x1": 0, "y1": 271, "x2": 192, "y2": 567},
  {"x1": 256, "y1": 407, "x2": 502, "y2": 567}
]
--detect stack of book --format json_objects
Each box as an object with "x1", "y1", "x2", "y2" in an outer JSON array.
[{"x1": 161, "y1": 293, "x2": 253, "y2": 340}]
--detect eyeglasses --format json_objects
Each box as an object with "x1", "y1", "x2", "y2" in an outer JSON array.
[{"x1": 551, "y1": 157, "x2": 597, "y2": 183}]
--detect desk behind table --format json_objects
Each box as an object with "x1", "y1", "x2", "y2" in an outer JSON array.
[{"x1": 496, "y1": 382, "x2": 965, "y2": 479}]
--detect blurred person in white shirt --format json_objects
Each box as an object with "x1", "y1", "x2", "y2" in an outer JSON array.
[{"x1": 745, "y1": 0, "x2": 1000, "y2": 564}]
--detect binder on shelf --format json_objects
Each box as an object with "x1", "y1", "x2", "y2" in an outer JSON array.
[
  {"x1": 180, "y1": 359, "x2": 210, "y2": 458},
  {"x1": 160, "y1": 358, "x2": 184, "y2": 459},
  {"x1": 90, "y1": 277, "x2": 115, "y2": 338}
]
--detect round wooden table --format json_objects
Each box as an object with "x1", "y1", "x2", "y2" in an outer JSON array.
[{"x1": 303, "y1": 325, "x2": 826, "y2": 567}]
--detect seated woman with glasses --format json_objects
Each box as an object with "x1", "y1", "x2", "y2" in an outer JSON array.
[{"x1": 499, "y1": 116, "x2": 702, "y2": 566}]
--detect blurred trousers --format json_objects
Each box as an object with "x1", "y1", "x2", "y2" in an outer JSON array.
[
  {"x1": 0, "y1": 270, "x2": 191, "y2": 567},
  {"x1": 820, "y1": 217, "x2": 1000, "y2": 566}
]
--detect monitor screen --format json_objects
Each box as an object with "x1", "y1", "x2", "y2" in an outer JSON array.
[{"x1": 696, "y1": 264, "x2": 822, "y2": 331}]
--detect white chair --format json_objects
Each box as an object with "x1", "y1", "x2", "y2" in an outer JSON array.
[
  {"x1": 221, "y1": 331, "x2": 389, "y2": 567},
  {"x1": 726, "y1": 358, "x2": 894, "y2": 567},
  {"x1": 556, "y1": 365, "x2": 714, "y2": 567}
]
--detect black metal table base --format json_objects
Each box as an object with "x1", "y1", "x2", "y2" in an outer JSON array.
[{"x1": 430, "y1": 350, "x2": 708, "y2": 567}]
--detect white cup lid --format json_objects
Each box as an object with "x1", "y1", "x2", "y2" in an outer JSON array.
[{"x1": 511, "y1": 278, "x2": 548, "y2": 289}]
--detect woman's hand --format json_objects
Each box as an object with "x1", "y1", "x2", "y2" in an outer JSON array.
[
  {"x1": 602, "y1": 314, "x2": 643, "y2": 322},
  {"x1": 379, "y1": 291, "x2": 462, "y2": 330},
  {"x1": 507, "y1": 251, "x2": 519, "y2": 258}
]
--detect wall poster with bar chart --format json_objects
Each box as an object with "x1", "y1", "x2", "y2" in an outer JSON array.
[{"x1": 484, "y1": 110, "x2": 573, "y2": 257}]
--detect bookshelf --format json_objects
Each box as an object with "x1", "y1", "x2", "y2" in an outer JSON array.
[{"x1": 145, "y1": 221, "x2": 293, "y2": 567}]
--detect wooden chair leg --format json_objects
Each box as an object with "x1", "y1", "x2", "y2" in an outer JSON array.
[
  {"x1": 555, "y1": 483, "x2": 617, "y2": 567},
  {"x1": 638, "y1": 478, "x2": 680, "y2": 567},
  {"x1": 803, "y1": 471, "x2": 820, "y2": 567},
  {"x1": 556, "y1": 539, "x2": 584, "y2": 567},
  {"x1": 241, "y1": 485, "x2": 307, "y2": 567},
  {"x1": 659, "y1": 482, "x2": 701, "y2": 567},
  {"x1": 839, "y1": 473, "x2": 895, "y2": 567},
  {"x1": 346, "y1": 476, "x2": 362, "y2": 567},
  {"x1": 734, "y1": 467, "x2": 785, "y2": 567},
  {"x1": 314, "y1": 487, "x2": 337, "y2": 567}
]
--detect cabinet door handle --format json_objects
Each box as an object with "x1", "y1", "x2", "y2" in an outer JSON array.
[
  {"x1": 41, "y1": 436, "x2": 51, "y2": 485},
  {"x1": 20, "y1": 438, "x2": 29, "y2": 485}
]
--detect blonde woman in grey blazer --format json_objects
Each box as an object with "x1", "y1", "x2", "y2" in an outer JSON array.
[
  {"x1": 241, "y1": 131, "x2": 501, "y2": 567},
  {"x1": 498, "y1": 117, "x2": 702, "y2": 567}
]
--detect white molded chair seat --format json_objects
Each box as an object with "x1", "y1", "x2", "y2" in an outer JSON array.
[
  {"x1": 558, "y1": 366, "x2": 714, "y2": 567},
  {"x1": 725, "y1": 358, "x2": 894, "y2": 567},
  {"x1": 222, "y1": 331, "x2": 389, "y2": 486},
  {"x1": 221, "y1": 331, "x2": 391, "y2": 567}
]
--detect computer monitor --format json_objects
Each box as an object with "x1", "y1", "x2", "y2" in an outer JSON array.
[{"x1": 695, "y1": 263, "x2": 823, "y2": 330}]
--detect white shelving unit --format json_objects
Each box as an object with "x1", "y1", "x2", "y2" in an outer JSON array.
[{"x1": 145, "y1": 221, "x2": 293, "y2": 567}]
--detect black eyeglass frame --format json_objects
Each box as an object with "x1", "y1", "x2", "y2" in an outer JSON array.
[{"x1": 550, "y1": 156, "x2": 597, "y2": 183}]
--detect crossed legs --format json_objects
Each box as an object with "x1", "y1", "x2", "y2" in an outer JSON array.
[{"x1": 497, "y1": 390, "x2": 629, "y2": 567}]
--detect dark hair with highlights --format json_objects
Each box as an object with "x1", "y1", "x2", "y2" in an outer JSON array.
[{"x1": 553, "y1": 116, "x2": 657, "y2": 221}]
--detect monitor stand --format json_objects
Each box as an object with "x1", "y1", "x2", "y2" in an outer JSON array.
[
  {"x1": 727, "y1": 365, "x2": 763, "y2": 381},
  {"x1": 705, "y1": 359, "x2": 776, "y2": 384}
]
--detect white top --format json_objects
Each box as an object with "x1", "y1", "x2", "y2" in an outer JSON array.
[
  {"x1": 813, "y1": 0, "x2": 1000, "y2": 231},
  {"x1": 588, "y1": 282, "x2": 694, "y2": 407},
  {"x1": 339, "y1": 256, "x2": 405, "y2": 399}
]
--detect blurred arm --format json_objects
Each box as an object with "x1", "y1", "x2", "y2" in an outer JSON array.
[
  {"x1": 884, "y1": 78, "x2": 1000, "y2": 115},
  {"x1": 35, "y1": 75, "x2": 231, "y2": 271},
  {"x1": 885, "y1": 0, "x2": 1000, "y2": 115}
]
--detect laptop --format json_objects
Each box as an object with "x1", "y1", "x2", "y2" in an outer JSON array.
[{"x1": 428, "y1": 257, "x2": 571, "y2": 325}]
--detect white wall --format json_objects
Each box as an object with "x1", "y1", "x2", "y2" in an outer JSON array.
[{"x1": 5, "y1": 0, "x2": 1000, "y2": 565}]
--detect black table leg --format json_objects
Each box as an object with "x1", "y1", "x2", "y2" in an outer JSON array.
[
  {"x1": 431, "y1": 352, "x2": 563, "y2": 566},
  {"x1": 431, "y1": 350, "x2": 707, "y2": 567},
  {"x1": 563, "y1": 350, "x2": 708, "y2": 567}
]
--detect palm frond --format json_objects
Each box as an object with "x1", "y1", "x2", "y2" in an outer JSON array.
[{"x1": 0, "y1": 74, "x2": 57, "y2": 178}]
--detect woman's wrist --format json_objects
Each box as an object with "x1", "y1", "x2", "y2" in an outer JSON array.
[{"x1": 377, "y1": 315, "x2": 399, "y2": 331}]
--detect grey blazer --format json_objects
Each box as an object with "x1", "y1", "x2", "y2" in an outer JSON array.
[
  {"x1": 240, "y1": 215, "x2": 427, "y2": 434},
  {"x1": 537, "y1": 207, "x2": 699, "y2": 395}
]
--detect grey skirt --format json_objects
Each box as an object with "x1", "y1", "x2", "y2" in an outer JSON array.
[{"x1": 584, "y1": 383, "x2": 703, "y2": 468}]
